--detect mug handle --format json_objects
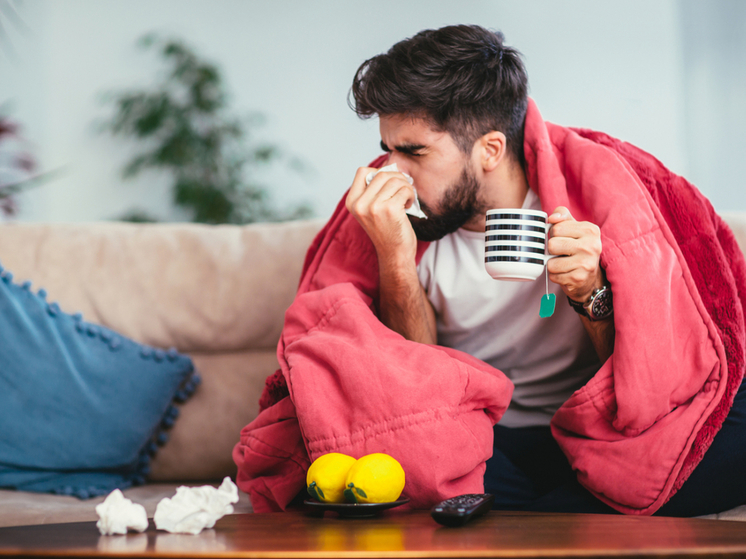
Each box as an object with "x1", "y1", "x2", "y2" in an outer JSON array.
[{"x1": 543, "y1": 222, "x2": 560, "y2": 263}]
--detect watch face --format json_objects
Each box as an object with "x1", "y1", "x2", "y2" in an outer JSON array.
[{"x1": 590, "y1": 289, "x2": 613, "y2": 320}]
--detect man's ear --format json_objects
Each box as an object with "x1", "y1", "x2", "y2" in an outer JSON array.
[{"x1": 477, "y1": 131, "x2": 507, "y2": 172}]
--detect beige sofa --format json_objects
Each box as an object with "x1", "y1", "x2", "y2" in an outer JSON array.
[
  {"x1": 0, "y1": 217, "x2": 325, "y2": 527},
  {"x1": 1, "y1": 212, "x2": 746, "y2": 527}
]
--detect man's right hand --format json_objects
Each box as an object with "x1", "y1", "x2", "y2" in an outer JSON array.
[
  {"x1": 345, "y1": 167, "x2": 418, "y2": 269},
  {"x1": 346, "y1": 166, "x2": 436, "y2": 345}
]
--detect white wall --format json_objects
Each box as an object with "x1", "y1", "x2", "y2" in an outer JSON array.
[
  {"x1": 1, "y1": 0, "x2": 741, "y2": 222},
  {"x1": 680, "y1": 0, "x2": 746, "y2": 211}
]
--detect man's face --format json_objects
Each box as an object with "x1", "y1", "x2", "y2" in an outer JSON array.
[{"x1": 378, "y1": 115, "x2": 488, "y2": 242}]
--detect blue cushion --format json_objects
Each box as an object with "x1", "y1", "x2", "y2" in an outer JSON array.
[{"x1": 0, "y1": 262, "x2": 199, "y2": 498}]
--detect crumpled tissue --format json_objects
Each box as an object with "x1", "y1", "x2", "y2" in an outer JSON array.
[
  {"x1": 153, "y1": 477, "x2": 239, "y2": 535},
  {"x1": 365, "y1": 163, "x2": 428, "y2": 219},
  {"x1": 96, "y1": 489, "x2": 149, "y2": 535}
]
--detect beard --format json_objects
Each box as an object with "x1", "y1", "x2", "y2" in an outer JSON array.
[{"x1": 409, "y1": 165, "x2": 488, "y2": 242}]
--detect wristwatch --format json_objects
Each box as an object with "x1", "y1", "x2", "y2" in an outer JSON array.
[{"x1": 567, "y1": 285, "x2": 613, "y2": 321}]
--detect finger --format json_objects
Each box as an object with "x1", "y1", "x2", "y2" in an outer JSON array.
[
  {"x1": 547, "y1": 235, "x2": 580, "y2": 257},
  {"x1": 346, "y1": 167, "x2": 377, "y2": 210},
  {"x1": 547, "y1": 254, "x2": 577, "y2": 276},
  {"x1": 550, "y1": 219, "x2": 599, "y2": 241},
  {"x1": 548, "y1": 253, "x2": 599, "y2": 287},
  {"x1": 357, "y1": 174, "x2": 412, "y2": 211},
  {"x1": 366, "y1": 170, "x2": 408, "y2": 191},
  {"x1": 376, "y1": 179, "x2": 415, "y2": 208},
  {"x1": 548, "y1": 264, "x2": 592, "y2": 286},
  {"x1": 349, "y1": 169, "x2": 400, "y2": 215},
  {"x1": 365, "y1": 182, "x2": 415, "y2": 223},
  {"x1": 547, "y1": 206, "x2": 574, "y2": 225},
  {"x1": 386, "y1": 183, "x2": 417, "y2": 212}
]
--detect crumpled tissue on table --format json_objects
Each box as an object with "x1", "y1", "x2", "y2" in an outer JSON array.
[
  {"x1": 365, "y1": 163, "x2": 428, "y2": 219},
  {"x1": 153, "y1": 477, "x2": 239, "y2": 535},
  {"x1": 96, "y1": 489, "x2": 149, "y2": 535}
]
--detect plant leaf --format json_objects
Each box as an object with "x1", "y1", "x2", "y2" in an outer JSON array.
[
  {"x1": 99, "y1": 32, "x2": 314, "y2": 225},
  {"x1": 344, "y1": 486, "x2": 357, "y2": 504}
]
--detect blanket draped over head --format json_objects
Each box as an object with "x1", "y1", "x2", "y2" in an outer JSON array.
[{"x1": 233, "y1": 99, "x2": 746, "y2": 515}]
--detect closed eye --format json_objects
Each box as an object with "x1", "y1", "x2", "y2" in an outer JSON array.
[{"x1": 380, "y1": 140, "x2": 426, "y2": 157}]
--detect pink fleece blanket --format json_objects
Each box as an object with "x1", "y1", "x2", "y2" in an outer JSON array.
[{"x1": 234, "y1": 100, "x2": 746, "y2": 515}]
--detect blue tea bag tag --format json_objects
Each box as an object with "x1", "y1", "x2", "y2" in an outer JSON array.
[{"x1": 539, "y1": 293, "x2": 556, "y2": 318}]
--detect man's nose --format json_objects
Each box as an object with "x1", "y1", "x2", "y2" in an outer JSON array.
[{"x1": 385, "y1": 151, "x2": 410, "y2": 176}]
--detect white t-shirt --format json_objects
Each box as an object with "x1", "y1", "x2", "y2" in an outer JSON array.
[{"x1": 417, "y1": 187, "x2": 600, "y2": 427}]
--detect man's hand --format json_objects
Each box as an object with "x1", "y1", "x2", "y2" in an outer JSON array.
[
  {"x1": 345, "y1": 167, "x2": 436, "y2": 345},
  {"x1": 547, "y1": 206, "x2": 614, "y2": 362},
  {"x1": 345, "y1": 167, "x2": 418, "y2": 267},
  {"x1": 546, "y1": 206, "x2": 604, "y2": 303}
]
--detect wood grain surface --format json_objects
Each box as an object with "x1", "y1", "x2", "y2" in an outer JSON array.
[{"x1": 2, "y1": 510, "x2": 746, "y2": 558}]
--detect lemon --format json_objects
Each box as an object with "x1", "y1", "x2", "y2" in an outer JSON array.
[
  {"x1": 343, "y1": 453, "x2": 405, "y2": 504},
  {"x1": 306, "y1": 453, "x2": 357, "y2": 503}
]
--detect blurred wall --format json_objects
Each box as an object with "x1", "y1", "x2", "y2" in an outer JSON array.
[
  {"x1": 1, "y1": 0, "x2": 743, "y2": 222},
  {"x1": 680, "y1": 0, "x2": 746, "y2": 211}
]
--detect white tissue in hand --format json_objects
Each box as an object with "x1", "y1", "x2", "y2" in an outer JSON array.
[
  {"x1": 96, "y1": 489, "x2": 149, "y2": 535},
  {"x1": 365, "y1": 163, "x2": 428, "y2": 219},
  {"x1": 153, "y1": 477, "x2": 239, "y2": 535}
]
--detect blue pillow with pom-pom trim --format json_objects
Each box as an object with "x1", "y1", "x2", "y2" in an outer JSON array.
[{"x1": 0, "y1": 263, "x2": 199, "y2": 499}]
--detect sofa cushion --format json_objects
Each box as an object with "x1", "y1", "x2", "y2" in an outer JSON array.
[
  {"x1": 0, "y1": 220, "x2": 326, "y2": 353},
  {"x1": 0, "y1": 265, "x2": 197, "y2": 498},
  {"x1": 0, "y1": 483, "x2": 253, "y2": 528},
  {"x1": 149, "y1": 350, "x2": 280, "y2": 481},
  {"x1": 0, "y1": 219, "x2": 325, "y2": 484}
]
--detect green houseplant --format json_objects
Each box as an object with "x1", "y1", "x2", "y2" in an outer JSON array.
[{"x1": 101, "y1": 35, "x2": 311, "y2": 224}]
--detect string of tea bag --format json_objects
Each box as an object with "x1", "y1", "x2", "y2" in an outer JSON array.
[{"x1": 539, "y1": 240, "x2": 556, "y2": 318}]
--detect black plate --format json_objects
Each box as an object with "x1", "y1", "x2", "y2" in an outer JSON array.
[{"x1": 303, "y1": 498, "x2": 410, "y2": 517}]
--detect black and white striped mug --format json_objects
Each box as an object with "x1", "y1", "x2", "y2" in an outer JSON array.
[{"x1": 484, "y1": 208, "x2": 557, "y2": 281}]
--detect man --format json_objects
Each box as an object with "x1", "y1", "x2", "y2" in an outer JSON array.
[{"x1": 234, "y1": 25, "x2": 746, "y2": 516}]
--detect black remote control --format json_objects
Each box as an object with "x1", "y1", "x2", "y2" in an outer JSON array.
[{"x1": 430, "y1": 493, "x2": 495, "y2": 527}]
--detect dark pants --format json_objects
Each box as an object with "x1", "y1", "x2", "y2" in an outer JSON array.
[{"x1": 484, "y1": 379, "x2": 746, "y2": 516}]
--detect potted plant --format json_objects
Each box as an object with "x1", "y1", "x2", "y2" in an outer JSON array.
[{"x1": 101, "y1": 35, "x2": 311, "y2": 224}]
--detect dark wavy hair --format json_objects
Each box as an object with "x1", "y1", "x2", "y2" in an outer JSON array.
[{"x1": 350, "y1": 25, "x2": 529, "y2": 165}]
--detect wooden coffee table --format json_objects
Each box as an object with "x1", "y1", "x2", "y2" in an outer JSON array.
[{"x1": 2, "y1": 510, "x2": 746, "y2": 558}]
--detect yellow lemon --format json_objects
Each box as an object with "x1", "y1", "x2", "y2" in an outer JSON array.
[
  {"x1": 343, "y1": 453, "x2": 405, "y2": 504},
  {"x1": 306, "y1": 453, "x2": 357, "y2": 503}
]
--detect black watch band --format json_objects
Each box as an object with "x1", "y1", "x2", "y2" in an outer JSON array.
[{"x1": 567, "y1": 285, "x2": 613, "y2": 321}]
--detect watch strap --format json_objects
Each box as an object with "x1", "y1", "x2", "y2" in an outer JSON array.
[{"x1": 567, "y1": 295, "x2": 588, "y2": 317}]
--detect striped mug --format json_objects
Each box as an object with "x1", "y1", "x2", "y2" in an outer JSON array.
[{"x1": 484, "y1": 208, "x2": 557, "y2": 281}]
